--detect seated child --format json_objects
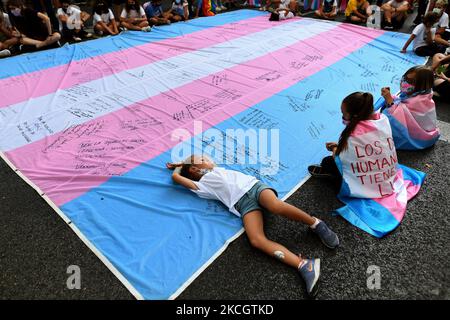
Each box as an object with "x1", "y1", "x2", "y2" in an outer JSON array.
[
  {"x1": 315, "y1": 0, "x2": 337, "y2": 20},
  {"x1": 268, "y1": 0, "x2": 294, "y2": 21},
  {"x1": 143, "y1": 0, "x2": 172, "y2": 25},
  {"x1": 93, "y1": 0, "x2": 119, "y2": 36},
  {"x1": 308, "y1": 92, "x2": 425, "y2": 237},
  {"x1": 167, "y1": 155, "x2": 340, "y2": 298},
  {"x1": 7, "y1": 0, "x2": 61, "y2": 50},
  {"x1": 401, "y1": 12, "x2": 446, "y2": 56},
  {"x1": 381, "y1": 0, "x2": 409, "y2": 30},
  {"x1": 432, "y1": 53, "x2": 450, "y2": 102},
  {"x1": 120, "y1": 0, "x2": 151, "y2": 31},
  {"x1": 0, "y1": 8, "x2": 19, "y2": 57},
  {"x1": 433, "y1": 0, "x2": 450, "y2": 47},
  {"x1": 381, "y1": 66, "x2": 440, "y2": 149},
  {"x1": 56, "y1": 0, "x2": 92, "y2": 42},
  {"x1": 170, "y1": 0, "x2": 189, "y2": 21},
  {"x1": 344, "y1": 0, "x2": 370, "y2": 24}
]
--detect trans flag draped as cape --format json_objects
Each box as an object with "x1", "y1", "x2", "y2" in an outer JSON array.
[
  {"x1": 334, "y1": 113, "x2": 425, "y2": 238},
  {"x1": 382, "y1": 92, "x2": 440, "y2": 150}
]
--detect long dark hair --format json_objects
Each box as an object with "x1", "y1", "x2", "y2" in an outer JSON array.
[
  {"x1": 403, "y1": 66, "x2": 434, "y2": 94},
  {"x1": 94, "y1": 0, "x2": 109, "y2": 15},
  {"x1": 335, "y1": 92, "x2": 374, "y2": 155},
  {"x1": 125, "y1": 0, "x2": 140, "y2": 12}
]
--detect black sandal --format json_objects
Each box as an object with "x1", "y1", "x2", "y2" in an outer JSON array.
[{"x1": 308, "y1": 165, "x2": 333, "y2": 179}]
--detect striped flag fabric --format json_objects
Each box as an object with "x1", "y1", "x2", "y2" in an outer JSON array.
[{"x1": 0, "y1": 10, "x2": 425, "y2": 299}]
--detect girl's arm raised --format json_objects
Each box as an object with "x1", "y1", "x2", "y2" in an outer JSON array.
[{"x1": 166, "y1": 163, "x2": 199, "y2": 190}]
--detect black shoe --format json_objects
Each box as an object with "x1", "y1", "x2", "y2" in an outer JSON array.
[{"x1": 383, "y1": 22, "x2": 394, "y2": 30}]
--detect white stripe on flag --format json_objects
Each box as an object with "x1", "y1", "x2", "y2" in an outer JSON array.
[{"x1": 0, "y1": 20, "x2": 339, "y2": 151}]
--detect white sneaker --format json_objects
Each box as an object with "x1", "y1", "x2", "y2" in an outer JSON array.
[
  {"x1": 221, "y1": 5, "x2": 227, "y2": 10},
  {"x1": 85, "y1": 32, "x2": 93, "y2": 38},
  {"x1": 216, "y1": 7, "x2": 222, "y2": 12},
  {"x1": 73, "y1": 36, "x2": 82, "y2": 41},
  {"x1": 141, "y1": 26, "x2": 152, "y2": 32},
  {"x1": 0, "y1": 49, "x2": 11, "y2": 58}
]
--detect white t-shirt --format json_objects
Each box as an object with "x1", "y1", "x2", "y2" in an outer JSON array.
[
  {"x1": 56, "y1": 6, "x2": 81, "y2": 32},
  {"x1": 436, "y1": 12, "x2": 449, "y2": 29},
  {"x1": 412, "y1": 24, "x2": 436, "y2": 51},
  {"x1": 387, "y1": 0, "x2": 408, "y2": 8},
  {"x1": 191, "y1": 167, "x2": 259, "y2": 217},
  {"x1": 172, "y1": 0, "x2": 188, "y2": 12},
  {"x1": 93, "y1": 9, "x2": 115, "y2": 25},
  {"x1": 120, "y1": 6, "x2": 146, "y2": 19},
  {"x1": 279, "y1": 0, "x2": 291, "y2": 9},
  {"x1": 1, "y1": 12, "x2": 12, "y2": 29}
]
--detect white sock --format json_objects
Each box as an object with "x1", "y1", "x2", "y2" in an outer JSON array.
[
  {"x1": 298, "y1": 259, "x2": 308, "y2": 269},
  {"x1": 310, "y1": 217, "x2": 321, "y2": 229}
]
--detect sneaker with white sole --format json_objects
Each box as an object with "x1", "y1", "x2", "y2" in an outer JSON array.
[
  {"x1": 298, "y1": 258, "x2": 320, "y2": 298},
  {"x1": 310, "y1": 220, "x2": 340, "y2": 249},
  {"x1": 0, "y1": 49, "x2": 11, "y2": 58},
  {"x1": 141, "y1": 26, "x2": 152, "y2": 32}
]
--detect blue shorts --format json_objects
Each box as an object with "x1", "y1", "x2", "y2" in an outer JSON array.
[{"x1": 234, "y1": 181, "x2": 278, "y2": 218}]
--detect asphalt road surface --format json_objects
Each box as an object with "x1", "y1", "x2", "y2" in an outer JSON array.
[{"x1": 1, "y1": 10, "x2": 449, "y2": 300}]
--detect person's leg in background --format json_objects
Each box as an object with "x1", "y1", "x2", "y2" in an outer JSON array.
[{"x1": 414, "y1": 0, "x2": 429, "y2": 24}]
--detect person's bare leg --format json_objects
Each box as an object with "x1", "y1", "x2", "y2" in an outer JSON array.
[
  {"x1": 258, "y1": 189, "x2": 316, "y2": 225},
  {"x1": 382, "y1": 4, "x2": 393, "y2": 23},
  {"x1": 110, "y1": 22, "x2": 119, "y2": 34},
  {"x1": 243, "y1": 210, "x2": 303, "y2": 269},
  {"x1": 138, "y1": 20, "x2": 150, "y2": 28},
  {"x1": 121, "y1": 21, "x2": 141, "y2": 31},
  {"x1": 35, "y1": 33, "x2": 61, "y2": 48},
  {"x1": 432, "y1": 53, "x2": 446, "y2": 70}
]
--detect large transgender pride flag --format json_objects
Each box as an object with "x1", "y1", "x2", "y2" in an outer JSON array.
[{"x1": 0, "y1": 10, "x2": 425, "y2": 299}]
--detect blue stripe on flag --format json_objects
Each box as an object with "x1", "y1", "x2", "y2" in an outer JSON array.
[
  {"x1": 60, "y1": 31, "x2": 425, "y2": 298},
  {"x1": 0, "y1": 10, "x2": 265, "y2": 79}
]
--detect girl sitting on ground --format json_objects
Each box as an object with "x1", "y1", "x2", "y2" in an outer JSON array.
[
  {"x1": 315, "y1": 0, "x2": 337, "y2": 20},
  {"x1": 120, "y1": 0, "x2": 151, "y2": 32},
  {"x1": 7, "y1": 0, "x2": 61, "y2": 50},
  {"x1": 93, "y1": 0, "x2": 119, "y2": 36},
  {"x1": 167, "y1": 155, "x2": 340, "y2": 298},
  {"x1": 56, "y1": 0, "x2": 92, "y2": 42},
  {"x1": 344, "y1": 0, "x2": 370, "y2": 24},
  {"x1": 143, "y1": 0, "x2": 173, "y2": 25},
  {"x1": 0, "y1": 7, "x2": 19, "y2": 58},
  {"x1": 268, "y1": 0, "x2": 294, "y2": 21},
  {"x1": 308, "y1": 92, "x2": 424, "y2": 237},
  {"x1": 381, "y1": 66, "x2": 440, "y2": 149},
  {"x1": 170, "y1": 0, "x2": 189, "y2": 21},
  {"x1": 401, "y1": 12, "x2": 446, "y2": 56}
]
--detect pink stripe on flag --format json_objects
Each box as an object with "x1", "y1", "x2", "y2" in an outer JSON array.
[
  {"x1": 0, "y1": 15, "x2": 291, "y2": 108},
  {"x1": 372, "y1": 169, "x2": 421, "y2": 222},
  {"x1": 6, "y1": 24, "x2": 385, "y2": 206}
]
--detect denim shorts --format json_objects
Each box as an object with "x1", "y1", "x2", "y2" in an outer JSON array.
[{"x1": 234, "y1": 181, "x2": 278, "y2": 218}]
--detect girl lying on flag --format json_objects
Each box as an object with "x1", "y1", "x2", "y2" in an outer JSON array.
[
  {"x1": 167, "y1": 155, "x2": 339, "y2": 298},
  {"x1": 381, "y1": 66, "x2": 440, "y2": 150},
  {"x1": 308, "y1": 92, "x2": 425, "y2": 238}
]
